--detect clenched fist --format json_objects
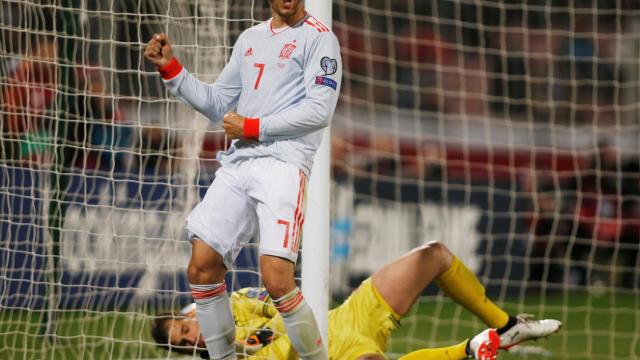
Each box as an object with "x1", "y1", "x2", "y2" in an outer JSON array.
[
  {"x1": 223, "y1": 112, "x2": 246, "y2": 139},
  {"x1": 144, "y1": 33, "x2": 174, "y2": 69}
]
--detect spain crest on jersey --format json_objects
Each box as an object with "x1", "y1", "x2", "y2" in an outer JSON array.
[{"x1": 279, "y1": 42, "x2": 297, "y2": 60}]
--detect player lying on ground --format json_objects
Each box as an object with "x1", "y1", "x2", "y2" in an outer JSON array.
[{"x1": 152, "y1": 242, "x2": 561, "y2": 359}]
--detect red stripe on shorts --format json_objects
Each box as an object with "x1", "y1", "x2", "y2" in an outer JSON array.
[
  {"x1": 293, "y1": 176, "x2": 306, "y2": 252},
  {"x1": 291, "y1": 171, "x2": 306, "y2": 251},
  {"x1": 294, "y1": 208, "x2": 305, "y2": 252}
]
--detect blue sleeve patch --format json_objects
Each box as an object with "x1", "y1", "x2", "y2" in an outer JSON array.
[{"x1": 315, "y1": 76, "x2": 337, "y2": 90}]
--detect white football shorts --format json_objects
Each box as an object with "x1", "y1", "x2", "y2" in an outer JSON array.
[{"x1": 185, "y1": 157, "x2": 307, "y2": 269}]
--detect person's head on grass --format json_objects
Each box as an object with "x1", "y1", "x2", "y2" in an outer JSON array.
[{"x1": 150, "y1": 311, "x2": 207, "y2": 358}]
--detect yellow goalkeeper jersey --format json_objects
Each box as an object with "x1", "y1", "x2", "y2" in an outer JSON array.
[
  {"x1": 230, "y1": 279, "x2": 401, "y2": 360},
  {"x1": 229, "y1": 287, "x2": 295, "y2": 359}
]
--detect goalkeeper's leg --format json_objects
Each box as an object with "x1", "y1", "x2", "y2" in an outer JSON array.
[
  {"x1": 433, "y1": 250, "x2": 510, "y2": 328},
  {"x1": 430, "y1": 246, "x2": 561, "y2": 348},
  {"x1": 399, "y1": 328, "x2": 500, "y2": 360},
  {"x1": 371, "y1": 241, "x2": 508, "y2": 327},
  {"x1": 372, "y1": 241, "x2": 561, "y2": 349}
]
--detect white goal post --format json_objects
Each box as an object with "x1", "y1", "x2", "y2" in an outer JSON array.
[{"x1": 301, "y1": 0, "x2": 332, "y2": 348}]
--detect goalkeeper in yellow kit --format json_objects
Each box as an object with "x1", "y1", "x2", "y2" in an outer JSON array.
[{"x1": 151, "y1": 242, "x2": 561, "y2": 359}]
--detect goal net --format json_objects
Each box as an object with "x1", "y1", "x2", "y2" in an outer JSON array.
[
  {"x1": 0, "y1": 0, "x2": 271, "y2": 358},
  {"x1": 330, "y1": 1, "x2": 640, "y2": 359},
  {"x1": 1, "y1": 0, "x2": 640, "y2": 359}
]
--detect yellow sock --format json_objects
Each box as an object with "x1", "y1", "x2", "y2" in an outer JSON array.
[
  {"x1": 398, "y1": 340, "x2": 468, "y2": 360},
  {"x1": 435, "y1": 257, "x2": 509, "y2": 328}
]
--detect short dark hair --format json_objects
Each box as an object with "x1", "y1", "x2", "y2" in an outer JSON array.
[
  {"x1": 150, "y1": 312, "x2": 209, "y2": 358},
  {"x1": 150, "y1": 313, "x2": 173, "y2": 351}
]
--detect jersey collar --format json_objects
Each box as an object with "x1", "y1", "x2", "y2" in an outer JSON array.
[{"x1": 268, "y1": 12, "x2": 311, "y2": 36}]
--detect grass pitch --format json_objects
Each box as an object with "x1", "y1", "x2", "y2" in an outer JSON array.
[{"x1": 1, "y1": 291, "x2": 638, "y2": 359}]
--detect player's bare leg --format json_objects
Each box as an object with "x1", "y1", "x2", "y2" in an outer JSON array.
[
  {"x1": 372, "y1": 241, "x2": 456, "y2": 316},
  {"x1": 188, "y1": 238, "x2": 227, "y2": 284},
  {"x1": 187, "y1": 238, "x2": 236, "y2": 360},
  {"x1": 373, "y1": 241, "x2": 510, "y2": 326},
  {"x1": 261, "y1": 255, "x2": 327, "y2": 360},
  {"x1": 260, "y1": 255, "x2": 297, "y2": 299},
  {"x1": 373, "y1": 241, "x2": 509, "y2": 325},
  {"x1": 370, "y1": 242, "x2": 504, "y2": 359}
]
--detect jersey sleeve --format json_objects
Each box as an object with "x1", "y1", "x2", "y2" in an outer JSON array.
[
  {"x1": 258, "y1": 31, "x2": 342, "y2": 141},
  {"x1": 162, "y1": 36, "x2": 244, "y2": 122}
]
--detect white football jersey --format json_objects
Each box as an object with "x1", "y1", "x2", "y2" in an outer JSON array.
[{"x1": 163, "y1": 13, "x2": 342, "y2": 176}]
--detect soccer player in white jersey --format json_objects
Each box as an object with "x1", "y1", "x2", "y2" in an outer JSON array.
[{"x1": 144, "y1": 0, "x2": 341, "y2": 359}]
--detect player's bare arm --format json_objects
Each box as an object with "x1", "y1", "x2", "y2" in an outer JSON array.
[{"x1": 144, "y1": 33, "x2": 174, "y2": 69}]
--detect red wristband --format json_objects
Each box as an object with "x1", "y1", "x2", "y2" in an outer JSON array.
[
  {"x1": 158, "y1": 58, "x2": 183, "y2": 80},
  {"x1": 243, "y1": 118, "x2": 260, "y2": 140}
]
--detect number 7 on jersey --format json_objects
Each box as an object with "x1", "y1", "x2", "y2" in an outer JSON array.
[{"x1": 253, "y1": 63, "x2": 265, "y2": 90}]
